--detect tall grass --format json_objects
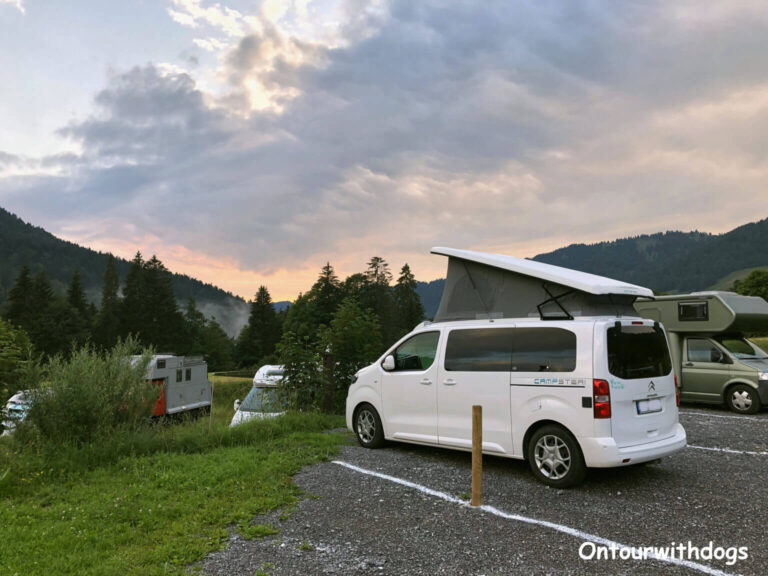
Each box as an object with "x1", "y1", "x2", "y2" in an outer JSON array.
[{"x1": 20, "y1": 338, "x2": 156, "y2": 445}]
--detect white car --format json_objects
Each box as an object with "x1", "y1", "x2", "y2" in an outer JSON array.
[
  {"x1": 230, "y1": 365, "x2": 286, "y2": 427},
  {"x1": 2, "y1": 390, "x2": 32, "y2": 436}
]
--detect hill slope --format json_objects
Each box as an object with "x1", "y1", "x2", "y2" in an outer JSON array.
[
  {"x1": 0, "y1": 207, "x2": 249, "y2": 336},
  {"x1": 534, "y1": 217, "x2": 768, "y2": 293}
]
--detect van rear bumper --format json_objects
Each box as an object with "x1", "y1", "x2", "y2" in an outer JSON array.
[{"x1": 580, "y1": 424, "x2": 687, "y2": 468}]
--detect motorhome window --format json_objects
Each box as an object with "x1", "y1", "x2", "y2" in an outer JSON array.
[
  {"x1": 157, "y1": 359, "x2": 166, "y2": 369},
  {"x1": 185, "y1": 368, "x2": 191, "y2": 381},
  {"x1": 678, "y1": 301, "x2": 708, "y2": 321},
  {"x1": 607, "y1": 325, "x2": 671, "y2": 379},
  {"x1": 445, "y1": 328, "x2": 512, "y2": 372},
  {"x1": 176, "y1": 369, "x2": 182, "y2": 382},
  {"x1": 687, "y1": 339, "x2": 723, "y2": 363},
  {"x1": 716, "y1": 337, "x2": 768, "y2": 359},
  {"x1": 511, "y1": 328, "x2": 576, "y2": 372},
  {"x1": 392, "y1": 332, "x2": 440, "y2": 371}
]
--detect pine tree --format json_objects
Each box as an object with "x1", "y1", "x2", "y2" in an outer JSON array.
[
  {"x1": 4, "y1": 265, "x2": 34, "y2": 328},
  {"x1": 394, "y1": 263, "x2": 425, "y2": 335},
  {"x1": 67, "y1": 270, "x2": 89, "y2": 317},
  {"x1": 120, "y1": 253, "x2": 185, "y2": 352},
  {"x1": 359, "y1": 256, "x2": 399, "y2": 347},
  {"x1": 201, "y1": 316, "x2": 235, "y2": 371},
  {"x1": 63, "y1": 270, "x2": 92, "y2": 348},
  {"x1": 121, "y1": 252, "x2": 147, "y2": 340},
  {"x1": 310, "y1": 262, "x2": 343, "y2": 327},
  {"x1": 365, "y1": 256, "x2": 393, "y2": 285},
  {"x1": 142, "y1": 255, "x2": 186, "y2": 352},
  {"x1": 236, "y1": 286, "x2": 282, "y2": 367},
  {"x1": 184, "y1": 297, "x2": 207, "y2": 355},
  {"x1": 94, "y1": 254, "x2": 121, "y2": 349}
]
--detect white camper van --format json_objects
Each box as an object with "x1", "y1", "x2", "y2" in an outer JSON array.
[{"x1": 346, "y1": 248, "x2": 686, "y2": 487}]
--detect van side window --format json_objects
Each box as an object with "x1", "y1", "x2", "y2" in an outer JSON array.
[
  {"x1": 688, "y1": 339, "x2": 723, "y2": 363},
  {"x1": 392, "y1": 332, "x2": 440, "y2": 371},
  {"x1": 445, "y1": 328, "x2": 576, "y2": 372},
  {"x1": 511, "y1": 328, "x2": 576, "y2": 372},
  {"x1": 445, "y1": 328, "x2": 512, "y2": 371}
]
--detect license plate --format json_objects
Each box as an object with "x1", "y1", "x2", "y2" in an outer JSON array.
[{"x1": 636, "y1": 398, "x2": 662, "y2": 415}]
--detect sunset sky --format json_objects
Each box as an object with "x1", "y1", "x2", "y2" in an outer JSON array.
[{"x1": 2, "y1": 1, "x2": 768, "y2": 301}]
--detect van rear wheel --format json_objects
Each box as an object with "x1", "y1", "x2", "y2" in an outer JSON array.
[
  {"x1": 354, "y1": 404, "x2": 385, "y2": 448},
  {"x1": 527, "y1": 425, "x2": 586, "y2": 488},
  {"x1": 726, "y1": 384, "x2": 761, "y2": 414}
]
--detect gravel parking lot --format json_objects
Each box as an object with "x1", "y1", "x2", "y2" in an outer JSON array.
[{"x1": 200, "y1": 405, "x2": 768, "y2": 576}]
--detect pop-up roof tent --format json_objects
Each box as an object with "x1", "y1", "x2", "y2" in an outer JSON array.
[
  {"x1": 634, "y1": 291, "x2": 768, "y2": 334},
  {"x1": 431, "y1": 247, "x2": 654, "y2": 322}
]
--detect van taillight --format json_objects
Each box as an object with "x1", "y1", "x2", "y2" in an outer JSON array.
[
  {"x1": 675, "y1": 374, "x2": 680, "y2": 407},
  {"x1": 593, "y1": 379, "x2": 611, "y2": 419}
]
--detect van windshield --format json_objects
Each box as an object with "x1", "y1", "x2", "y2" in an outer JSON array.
[
  {"x1": 607, "y1": 325, "x2": 672, "y2": 380},
  {"x1": 240, "y1": 387, "x2": 284, "y2": 413},
  {"x1": 715, "y1": 337, "x2": 768, "y2": 359}
]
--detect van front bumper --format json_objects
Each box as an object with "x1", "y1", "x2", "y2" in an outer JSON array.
[{"x1": 580, "y1": 423, "x2": 687, "y2": 468}]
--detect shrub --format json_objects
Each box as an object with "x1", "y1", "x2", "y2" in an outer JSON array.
[
  {"x1": 22, "y1": 338, "x2": 157, "y2": 445},
  {"x1": 277, "y1": 332, "x2": 323, "y2": 412}
]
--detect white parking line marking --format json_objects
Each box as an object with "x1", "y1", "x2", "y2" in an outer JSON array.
[
  {"x1": 333, "y1": 460, "x2": 740, "y2": 576},
  {"x1": 679, "y1": 411, "x2": 768, "y2": 423},
  {"x1": 688, "y1": 444, "x2": 768, "y2": 456}
]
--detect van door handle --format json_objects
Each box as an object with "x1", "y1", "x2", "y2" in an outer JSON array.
[
  {"x1": 420, "y1": 378, "x2": 432, "y2": 386},
  {"x1": 683, "y1": 362, "x2": 693, "y2": 367},
  {"x1": 443, "y1": 379, "x2": 456, "y2": 386}
]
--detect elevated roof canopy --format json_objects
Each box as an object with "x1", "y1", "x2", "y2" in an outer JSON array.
[{"x1": 430, "y1": 247, "x2": 653, "y2": 323}]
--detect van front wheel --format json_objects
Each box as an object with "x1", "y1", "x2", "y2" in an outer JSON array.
[
  {"x1": 527, "y1": 425, "x2": 586, "y2": 488},
  {"x1": 726, "y1": 384, "x2": 761, "y2": 414},
  {"x1": 354, "y1": 404, "x2": 385, "y2": 448}
]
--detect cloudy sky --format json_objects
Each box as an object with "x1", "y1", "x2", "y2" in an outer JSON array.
[{"x1": 2, "y1": 0, "x2": 768, "y2": 301}]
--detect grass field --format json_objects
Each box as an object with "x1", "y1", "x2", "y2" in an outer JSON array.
[
  {"x1": 0, "y1": 375, "x2": 347, "y2": 575},
  {"x1": 751, "y1": 336, "x2": 768, "y2": 351}
]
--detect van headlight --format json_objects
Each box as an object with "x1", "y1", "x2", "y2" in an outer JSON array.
[{"x1": 759, "y1": 372, "x2": 768, "y2": 381}]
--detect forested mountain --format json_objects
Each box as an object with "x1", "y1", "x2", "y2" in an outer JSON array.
[
  {"x1": 416, "y1": 217, "x2": 768, "y2": 318},
  {"x1": 535, "y1": 217, "x2": 768, "y2": 292},
  {"x1": 4, "y1": 205, "x2": 768, "y2": 327},
  {"x1": 0, "y1": 207, "x2": 249, "y2": 336}
]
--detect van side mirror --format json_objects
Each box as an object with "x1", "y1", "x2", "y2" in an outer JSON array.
[
  {"x1": 234, "y1": 399, "x2": 241, "y2": 412},
  {"x1": 382, "y1": 355, "x2": 396, "y2": 371}
]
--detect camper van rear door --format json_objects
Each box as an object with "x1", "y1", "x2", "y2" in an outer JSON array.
[{"x1": 604, "y1": 322, "x2": 678, "y2": 448}]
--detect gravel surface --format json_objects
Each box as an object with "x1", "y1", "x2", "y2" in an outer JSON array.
[{"x1": 199, "y1": 405, "x2": 767, "y2": 576}]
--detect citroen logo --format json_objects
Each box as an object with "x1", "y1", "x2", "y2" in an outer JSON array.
[{"x1": 648, "y1": 381, "x2": 656, "y2": 392}]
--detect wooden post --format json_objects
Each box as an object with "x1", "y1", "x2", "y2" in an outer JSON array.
[{"x1": 471, "y1": 404, "x2": 482, "y2": 506}]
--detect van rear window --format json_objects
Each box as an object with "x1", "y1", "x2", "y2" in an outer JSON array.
[{"x1": 607, "y1": 325, "x2": 671, "y2": 380}]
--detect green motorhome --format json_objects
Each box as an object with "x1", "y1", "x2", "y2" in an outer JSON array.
[{"x1": 635, "y1": 292, "x2": 768, "y2": 414}]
